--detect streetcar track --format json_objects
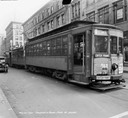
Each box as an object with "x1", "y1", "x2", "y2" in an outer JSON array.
[{"x1": 104, "y1": 89, "x2": 128, "y2": 102}]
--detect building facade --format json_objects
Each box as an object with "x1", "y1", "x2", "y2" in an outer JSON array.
[
  {"x1": 23, "y1": 0, "x2": 128, "y2": 40},
  {"x1": 23, "y1": 0, "x2": 70, "y2": 41},
  {"x1": 79, "y1": 0, "x2": 128, "y2": 39},
  {"x1": 5, "y1": 22, "x2": 24, "y2": 52}
]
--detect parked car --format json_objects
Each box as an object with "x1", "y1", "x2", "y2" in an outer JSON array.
[{"x1": 0, "y1": 56, "x2": 8, "y2": 73}]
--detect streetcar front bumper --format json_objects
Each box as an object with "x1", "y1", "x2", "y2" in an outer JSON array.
[{"x1": 91, "y1": 75, "x2": 125, "y2": 83}]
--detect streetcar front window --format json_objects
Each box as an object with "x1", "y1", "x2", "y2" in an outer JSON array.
[{"x1": 95, "y1": 36, "x2": 108, "y2": 53}]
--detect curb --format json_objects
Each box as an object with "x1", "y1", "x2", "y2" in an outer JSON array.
[
  {"x1": 124, "y1": 70, "x2": 128, "y2": 73},
  {"x1": 0, "y1": 88, "x2": 18, "y2": 118}
]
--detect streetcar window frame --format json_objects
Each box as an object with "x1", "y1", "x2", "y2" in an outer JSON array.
[{"x1": 26, "y1": 35, "x2": 68, "y2": 57}]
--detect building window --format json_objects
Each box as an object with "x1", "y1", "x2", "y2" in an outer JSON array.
[
  {"x1": 86, "y1": 11, "x2": 95, "y2": 22},
  {"x1": 15, "y1": 37, "x2": 18, "y2": 40},
  {"x1": 42, "y1": 12, "x2": 44, "y2": 20},
  {"x1": 38, "y1": 26, "x2": 41, "y2": 35},
  {"x1": 15, "y1": 42, "x2": 19, "y2": 47},
  {"x1": 15, "y1": 30, "x2": 18, "y2": 35},
  {"x1": 71, "y1": 1, "x2": 80, "y2": 20},
  {"x1": 47, "y1": 8, "x2": 50, "y2": 16},
  {"x1": 72, "y1": 5, "x2": 75, "y2": 19},
  {"x1": 98, "y1": 6, "x2": 109, "y2": 24},
  {"x1": 113, "y1": 0, "x2": 127, "y2": 24},
  {"x1": 56, "y1": 16, "x2": 60, "y2": 27},
  {"x1": 42, "y1": 24, "x2": 45, "y2": 33},
  {"x1": 75, "y1": 3, "x2": 77, "y2": 17},
  {"x1": 61, "y1": 14, "x2": 65, "y2": 24},
  {"x1": 20, "y1": 36, "x2": 22, "y2": 40},
  {"x1": 51, "y1": 20, "x2": 54, "y2": 29},
  {"x1": 47, "y1": 22, "x2": 50, "y2": 31},
  {"x1": 51, "y1": 6, "x2": 54, "y2": 14},
  {"x1": 20, "y1": 42, "x2": 22, "y2": 47},
  {"x1": 38, "y1": 13, "x2": 42, "y2": 22},
  {"x1": 34, "y1": 18, "x2": 37, "y2": 25},
  {"x1": 38, "y1": 15, "x2": 40, "y2": 23},
  {"x1": 57, "y1": 2, "x2": 60, "y2": 10},
  {"x1": 78, "y1": 1, "x2": 80, "y2": 17},
  {"x1": 33, "y1": 28, "x2": 37, "y2": 36}
]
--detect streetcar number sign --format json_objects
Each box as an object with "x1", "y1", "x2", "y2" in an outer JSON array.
[{"x1": 96, "y1": 76, "x2": 110, "y2": 80}]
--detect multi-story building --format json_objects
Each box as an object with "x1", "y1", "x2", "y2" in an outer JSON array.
[
  {"x1": 23, "y1": 0, "x2": 128, "y2": 40},
  {"x1": 5, "y1": 22, "x2": 24, "y2": 52},
  {"x1": 0, "y1": 34, "x2": 5, "y2": 55},
  {"x1": 23, "y1": 0, "x2": 70, "y2": 41},
  {"x1": 79, "y1": 0, "x2": 128, "y2": 40}
]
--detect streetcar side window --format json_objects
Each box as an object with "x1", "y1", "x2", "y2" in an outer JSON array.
[
  {"x1": 110, "y1": 36, "x2": 117, "y2": 54},
  {"x1": 42, "y1": 41, "x2": 47, "y2": 55},
  {"x1": 62, "y1": 36, "x2": 68, "y2": 55},
  {"x1": 46, "y1": 41, "x2": 51, "y2": 55},
  {"x1": 51, "y1": 39, "x2": 56, "y2": 55},
  {"x1": 37, "y1": 43, "x2": 40, "y2": 56},
  {"x1": 32, "y1": 45, "x2": 34, "y2": 56},
  {"x1": 56, "y1": 37, "x2": 62, "y2": 55},
  {"x1": 119, "y1": 37, "x2": 123, "y2": 53},
  {"x1": 39, "y1": 43, "x2": 43, "y2": 56}
]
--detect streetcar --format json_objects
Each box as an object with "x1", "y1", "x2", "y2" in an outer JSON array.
[
  {"x1": 10, "y1": 47, "x2": 25, "y2": 68},
  {"x1": 10, "y1": 21, "x2": 125, "y2": 89}
]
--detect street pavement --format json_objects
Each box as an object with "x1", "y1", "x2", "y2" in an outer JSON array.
[
  {"x1": 123, "y1": 61, "x2": 128, "y2": 73},
  {"x1": 0, "y1": 66, "x2": 128, "y2": 118},
  {"x1": 123, "y1": 65, "x2": 128, "y2": 73}
]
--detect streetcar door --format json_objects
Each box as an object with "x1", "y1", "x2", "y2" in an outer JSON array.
[{"x1": 73, "y1": 34, "x2": 85, "y2": 73}]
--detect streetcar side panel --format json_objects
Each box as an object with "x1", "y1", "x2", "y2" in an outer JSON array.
[
  {"x1": 25, "y1": 33, "x2": 69, "y2": 77},
  {"x1": 11, "y1": 47, "x2": 25, "y2": 68},
  {"x1": 26, "y1": 56, "x2": 67, "y2": 71}
]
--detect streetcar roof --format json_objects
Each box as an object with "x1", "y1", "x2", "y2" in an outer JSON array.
[
  {"x1": 28, "y1": 20, "x2": 96, "y2": 42},
  {"x1": 27, "y1": 20, "x2": 122, "y2": 42},
  {"x1": 93, "y1": 23, "x2": 122, "y2": 30}
]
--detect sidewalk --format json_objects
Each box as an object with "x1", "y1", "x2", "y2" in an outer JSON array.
[
  {"x1": 124, "y1": 67, "x2": 128, "y2": 73},
  {"x1": 124, "y1": 62, "x2": 128, "y2": 73},
  {"x1": 0, "y1": 88, "x2": 17, "y2": 118}
]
